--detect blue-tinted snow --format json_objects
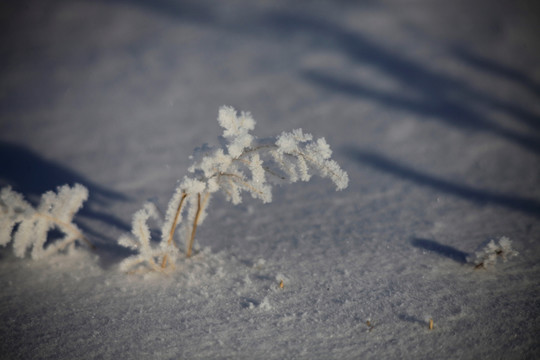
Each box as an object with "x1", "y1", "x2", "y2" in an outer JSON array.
[{"x1": 1, "y1": 0, "x2": 539, "y2": 358}]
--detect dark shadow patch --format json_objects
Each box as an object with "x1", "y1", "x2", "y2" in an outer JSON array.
[
  {"x1": 346, "y1": 147, "x2": 540, "y2": 217},
  {"x1": 304, "y1": 70, "x2": 540, "y2": 153},
  {"x1": 253, "y1": 274, "x2": 275, "y2": 282},
  {"x1": 454, "y1": 47, "x2": 540, "y2": 97},
  {"x1": 241, "y1": 297, "x2": 260, "y2": 309},
  {"x1": 94, "y1": 243, "x2": 138, "y2": 270},
  {"x1": 411, "y1": 238, "x2": 468, "y2": 264},
  {"x1": 0, "y1": 141, "x2": 131, "y2": 253},
  {"x1": 263, "y1": 12, "x2": 540, "y2": 153},
  {"x1": 398, "y1": 313, "x2": 425, "y2": 326},
  {"x1": 0, "y1": 141, "x2": 127, "y2": 203},
  {"x1": 99, "y1": 0, "x2": 217, "y2": 24}
]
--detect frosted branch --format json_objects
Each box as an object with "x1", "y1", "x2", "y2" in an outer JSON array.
[
  {"x1": 0, "y1": 184, "x2": 89, "y2": 259},
  {"x1": 118, "y1": 106, "x2": 348, "y2": 273}
]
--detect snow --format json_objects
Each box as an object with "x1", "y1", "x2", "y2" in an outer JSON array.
[{"x1": 1, "y1": 0, "x2": 540, "y2": 358}]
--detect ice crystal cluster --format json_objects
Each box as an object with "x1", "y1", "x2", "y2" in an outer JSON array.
[
  {"x1": 0, "y1": 184, "x2": 88, "y2": 259},
  {"x1": 467, "y1": 236, "x2": 518, "y2": 269},
  {"x1": 118, "y1": 106, "x2": 349, "y2": 273}
]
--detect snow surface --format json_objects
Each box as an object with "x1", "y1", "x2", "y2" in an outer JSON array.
[{"x1": 1, "y1": 0, "x2": 540, "y2": 358}]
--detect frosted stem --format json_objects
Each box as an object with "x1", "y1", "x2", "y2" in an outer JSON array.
[
  {"x1": 219, "y1": 173, "x2": 265, "y2": 197},
  {"x1": 161, "y1": 191, "x2": 187, "y2": 268},
  {"x1": 35, "y1": 213, "x2": 94, "y2": 250},
  {"x1": 186, "y1": 192, "x2": 209, "y2": 258}
]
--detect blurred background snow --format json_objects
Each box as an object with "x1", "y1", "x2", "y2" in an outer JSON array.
[{"x1": 1, "y1": 0, "x2": 539, "y2": 358}]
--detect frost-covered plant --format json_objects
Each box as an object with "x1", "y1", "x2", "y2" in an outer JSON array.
[
  {"x1": 118, "y1": 202, "x2": 165, "y2": 272},
  {"x1": 467, "y1": 236, "x2": 518, "y2": 269},
  {"x1": 118, "y1": 106, "x2": 349, "y2": 273},
  {"x1": 0, "y1": 184, "x2": 90, "y2": 259}
]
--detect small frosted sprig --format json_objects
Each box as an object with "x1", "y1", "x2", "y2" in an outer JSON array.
[
  {"x1": 117, "y1": 203, "x2": 177, "y2": 273},
  {"x1": 118, "y1": 105, "x2": 349, "y2": 273},
  {"x1": 467, "y1": 236, "x2": 518, "y2": 269},
  {"x1": 0, "y1": 184, "x2": 90, "y2": 259}
]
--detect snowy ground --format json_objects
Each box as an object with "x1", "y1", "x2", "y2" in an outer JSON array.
[{"x1": 1, "y1": 0, "x2": 540, "y2": 358}]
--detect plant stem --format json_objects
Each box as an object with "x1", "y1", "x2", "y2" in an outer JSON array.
[
  {"x1": 186, "y1": 193, "x2": 202, "y2": 258},
  {"x1": 161, "y1": 191, "x2": 187, "y2": 268},
  {"x1": 35, "y1": 213, "x2": 94, "y2": 249},
  {"x1": 186, "y1": 192, "x2": 210, "y2": 258},
  {"x1": 219, "y1": 173, "x2": 265, "y2": 197}
]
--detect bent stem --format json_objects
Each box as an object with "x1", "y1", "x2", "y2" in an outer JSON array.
[
  {"x1": 186, "y1": 192, "x2": 209, "y2": 258},
  {"x1": 35, "y1": 213, "x2": 94, "y2": 250},
  {"x1": 161, "y1": 191, "x2": 188, "y2": 268}
]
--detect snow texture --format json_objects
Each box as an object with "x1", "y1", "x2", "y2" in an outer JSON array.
[{"x1": 1, "y1": 0, "x2": 540, "y2": 359}]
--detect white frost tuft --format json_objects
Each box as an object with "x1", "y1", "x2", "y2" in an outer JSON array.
[
  {"x1": 467, "y1": 236, "x2": 519, "y2": 268},
  {"x1": 0, "y1": 184, "x2": 88, "y2": 259}
]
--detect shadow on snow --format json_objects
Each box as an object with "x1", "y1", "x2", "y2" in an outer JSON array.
[
  {"x1": 95, "y1": 2, "x2": 540, "y2": 153},
  {"x1": 345, "y1": 147, "x2": 540, "y2": 218},
  {"x1": 411, "y1": 238, "x2": 468, "y2": 264},
  {"x1": 0, "y1": 141, "x2": 131, "y2": 246}
]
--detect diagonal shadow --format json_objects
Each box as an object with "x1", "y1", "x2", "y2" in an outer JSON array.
[
  {"x1": 0, "y1": 141, "x2": 130, "y2": 234},
  {"x1": 97, "y1": 0, "x2": 217, "y2": 24},
  {"x1": 398, "y1": 313, "x2": 427, "y2": 327},
  {"x1": 411, "y1": 238, "x2": 468, "y2": 264},
  {"x1": 346, "y1": 147, "x2": 540, "y2": 217},
  {"x1": 261, "y1": 12, "x2": 540, "y2": 151},
  {"x1": 304, "y1": 71, "x2": 540, "y2": 153},
  {"x1": 453, "y1": 47, "x2": 540, "y2": 97},
  {"x1": 94, "y1": 2, "x2": 540, "y2": 145}
]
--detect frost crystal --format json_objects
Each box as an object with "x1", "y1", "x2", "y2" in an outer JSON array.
[
  {"x1": 0, "y1": 184, "x2": 89, "y2": 259},
  {"x1": 118, "y1": 203, "x2": 168, "y2": 272},
  {"x1": 118, "y1": 106, "x2": 349, "y2": 273},
  {"x1": 467, "y1": 236, "x2": 518, "y2": 269}
]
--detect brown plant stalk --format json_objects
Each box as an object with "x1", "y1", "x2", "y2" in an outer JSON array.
[
  {"x1": 161, "y1": 191, "x2": 187, "y2": 268},
  {"x1": 186, "y1": 192, "x2": 210, "y2": 257}
]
